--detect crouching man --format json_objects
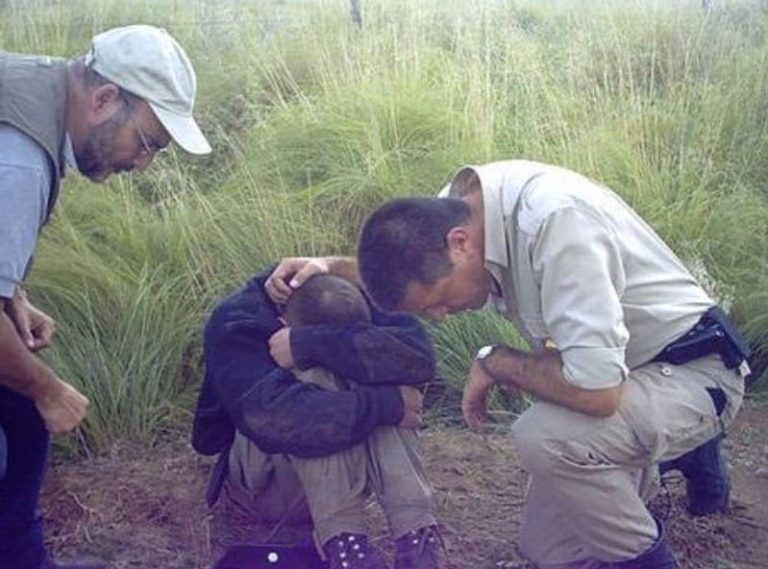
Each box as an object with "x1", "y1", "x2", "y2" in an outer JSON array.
[
  {"x1": 353, "y1": 160, "x2": 749, "y2": 569},
  {"x1": 193, "y1": 266, "x2": 444, "y2": 569}
]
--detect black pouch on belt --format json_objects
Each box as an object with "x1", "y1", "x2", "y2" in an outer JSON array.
[
  {"x1": 654, "y1": 306, "x2": 751, "y2": 370},
  {"x1": 653, "y1": 306, "x2": 750, "y2": 416}
]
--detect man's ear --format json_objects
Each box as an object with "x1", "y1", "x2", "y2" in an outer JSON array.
[
  {"x1": 89, "y1": 83, "x2": 123, "y2": 119},
  {"x1": 445, "y1": 226, "x2": 472, "y2": 254}
]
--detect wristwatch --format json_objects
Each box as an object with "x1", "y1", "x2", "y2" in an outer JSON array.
[{"x1": 475, "y1": 344, "x2": 501, "y2": 380}]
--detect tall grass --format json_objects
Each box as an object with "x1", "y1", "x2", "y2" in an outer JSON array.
[{"x1": 2, "y1": 0, "x2": 768, "y2": 452}]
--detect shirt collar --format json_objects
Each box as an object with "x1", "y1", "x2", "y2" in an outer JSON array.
[
  {"x1": 445, "y1": 162, "x2": 518, "y2": 270},
  {"x1": 62, "y1": 133, "x2": 79, "y2": 173}
]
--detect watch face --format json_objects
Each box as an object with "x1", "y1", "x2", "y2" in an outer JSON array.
[{"x1": 476, "y1": 345, "x2": 494, "y2": 360}]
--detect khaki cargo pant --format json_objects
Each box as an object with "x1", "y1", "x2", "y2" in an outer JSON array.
[
  {"x1": 512, "y1": 354, "x2": 745, "y2": 568},
  {"x1": 226, "y1": 367, "x2": 436, "y2": 547}
]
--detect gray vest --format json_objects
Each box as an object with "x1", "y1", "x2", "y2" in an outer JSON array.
[{"x1": 0, "y1": 52, "x2": 69, "y2": 222}]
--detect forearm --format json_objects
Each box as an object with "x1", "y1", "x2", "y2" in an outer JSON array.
[
  {"x1": 204, "y1": 309, "x2": 404, "y2": 457},
  {"x1": 484, "y1": 346, "x2": 623, "y2": 417},
  {"x1": 12, "y1": 284, "x2": 27, "y2": 304},
  {"x1": 0, "y1": 309, "x2": 56, "y2": 400},
  {"x1": 326, "y1": 256, "x2": 361, "y2": 287},
  {"x1": 292, "y1": 323, "x2": 435, "y2": 386},
  {"x1": 233, "y1": 381, "x2": 403, "y2": 458},
  {"x1": 292, "y1": 301, "x2": 436, "y2": 386}
]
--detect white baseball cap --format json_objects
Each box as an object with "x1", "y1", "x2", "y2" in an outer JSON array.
[{"x1": 85, "y1": 25, "x2": 211, "y2": 155}]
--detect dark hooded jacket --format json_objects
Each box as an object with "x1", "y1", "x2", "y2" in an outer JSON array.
[{"x1": 192, "y1": 267, "x2": 436, "y2": 459}]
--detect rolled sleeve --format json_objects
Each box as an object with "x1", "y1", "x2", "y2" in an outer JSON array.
[
  {"x1": 534, "y1": 207, "x2": 630, "y2": 389},
  {"x1": 561, "y1": 346, "x2": 628, "y2": 389}
]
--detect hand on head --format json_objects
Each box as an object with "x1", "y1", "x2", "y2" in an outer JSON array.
[{"x1": 264, "y1": 257, "x2": 331, "y2": 304}]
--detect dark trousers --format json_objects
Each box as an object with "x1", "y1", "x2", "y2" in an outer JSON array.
[{"x1": 0, "y1": 386, "x2": 49, "y2": 569}]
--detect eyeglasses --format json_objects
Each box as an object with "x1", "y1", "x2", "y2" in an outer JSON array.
[{"x1": 129, "y1": 113, "x2": 164, "y2": 158}]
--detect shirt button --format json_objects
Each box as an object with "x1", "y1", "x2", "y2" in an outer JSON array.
[{"x1": 660, "y1": 365, "x2": 673, "y2": 377}]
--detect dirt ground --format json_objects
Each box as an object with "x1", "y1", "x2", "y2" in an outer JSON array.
[{"x1": 42, "y1": 403, "x2": 768, "y2": 569}]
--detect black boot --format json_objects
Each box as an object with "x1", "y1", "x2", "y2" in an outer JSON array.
[
  {"x1": 659, "y1": 433, "x2": 730, "y2": 516},
  {"x1": 323, "y1": 533, "x2": 388, "y2": 569},
  {"x1": 614, "y1": 518, "x2": 679, "y2": 569},
  {"x1": 394, "y1": 525, "x2": 443, "y2": 569}
]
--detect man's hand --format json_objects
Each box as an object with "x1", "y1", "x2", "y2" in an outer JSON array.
[
  {"x1": 269, "y1": 327, "x2": 294, "y2": 369},
  {"x1": 265, "y1": 257, "x2": 332, "y2": 304},
  {"x1": 1, "y1": 303, "x2": 86, "y2": 434},
  {"x1": 398, "y1": 385, "x2": 424, "y2": 429},
  {"x1": 34, "y1": 377, "x2": 89, "y2": 434},
  {"x1": 462, "y1": 361, "x2": 498, "y2": 429},
  {"x1": 9, "y1": 288, "x2": 55, "y2": 352}
]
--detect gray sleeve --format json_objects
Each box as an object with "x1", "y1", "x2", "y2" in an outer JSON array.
[{"x1": 0, "y1": 124, "x2": 52, "y2": 299}]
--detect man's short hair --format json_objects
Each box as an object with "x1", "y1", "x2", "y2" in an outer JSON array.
[
  {"x1": 284, "y1": 274, "x2": 371, "y2": 327},
  {"x1": 357, "y1": 197, "x2": 471, "y2": 310},
  {"x1": 75, "y1": 56, "x2": 141, "y2": 106}
]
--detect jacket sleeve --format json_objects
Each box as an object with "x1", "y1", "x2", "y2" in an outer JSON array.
[
  {"x1": 290, "y1": 305, "x2": 437, "y2": 386},
  {"x1": 204, "y1": 290, "x2": 404, "y2": 458}
]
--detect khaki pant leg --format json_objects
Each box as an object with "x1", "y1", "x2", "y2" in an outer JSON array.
[
  {"x1": 288, "y1": 444, "x2": 370, "y2": 546},
  {"x1": 227, "y1": 431, "x2": 370, "y2": 548},
  {"x1": 366, "y1": 426, "x2": 437, "y2": 539},
  {"x1": 226, "y1": 432, "x2": 312, "y2": 525},
  {"x1": 288, "y1": 367, "x2": 370, "y2": 545},
  {"x1": 226, "y1": 368, "x2": 370, "y2": 545},
  {"x1": 512, "y1": 354, "x2": 744, "y2": 567},
  {"x1": 292, "y1": 368, "x2": 439, "y2": 541}
]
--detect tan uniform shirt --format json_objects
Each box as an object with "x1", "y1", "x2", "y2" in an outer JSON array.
[{"x1": 443, "y1": 160, "x2": 713, "y2": 389}]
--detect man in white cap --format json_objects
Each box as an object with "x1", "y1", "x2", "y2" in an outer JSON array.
[{"x1": 0, "y1": 25, "x2": 210, "y2": 569}]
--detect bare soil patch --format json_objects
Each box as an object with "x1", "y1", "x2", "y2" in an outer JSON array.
[{"x1": 42, "y1": 403, "x2": 768, "y2": 568}]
